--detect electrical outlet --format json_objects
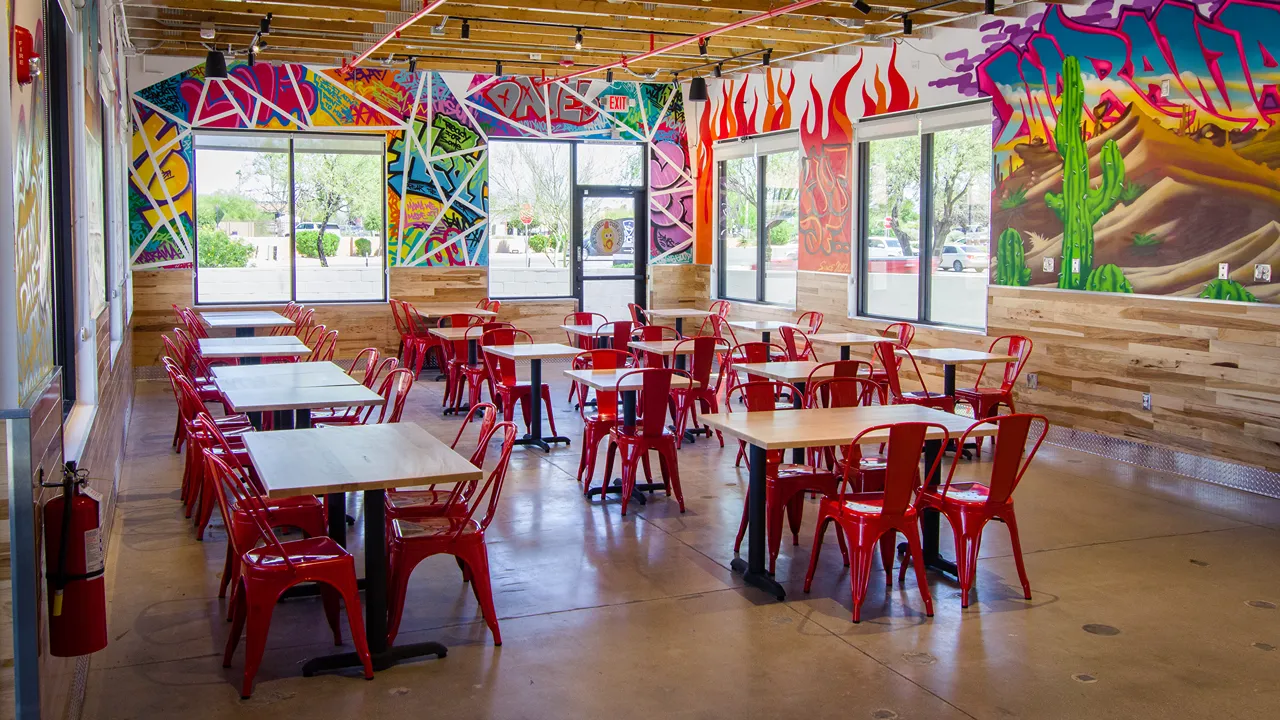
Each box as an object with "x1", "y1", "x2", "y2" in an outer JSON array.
[
  {"x1": 1219, "y1": 262, "x2": 1230, "y2": 280},
  {"x1": 1256, "y1": 264, "x2": 1272, "y2": 283},
  {"x1": 1072, "y1": 258, "x2": 1081, "y2": 273},
  {"x1": 1026, "y1": 372, "x2": 1038, "y2": 389},
  {"x1": 1043, "y1": 257, "x2": 1054, "y2": 272},
  {"x1": 1161, "y1": 78, "x2": 1171, "y2": 96},
  {"x1": 1142, "y1": 393, "x2": 1152, "y2": 411}
]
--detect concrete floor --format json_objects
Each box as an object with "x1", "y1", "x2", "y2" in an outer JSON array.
[{"x1": 84, "y1": 377, "x2": 1280, "y2": 719}]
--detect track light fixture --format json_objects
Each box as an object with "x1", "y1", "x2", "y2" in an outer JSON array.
[
  {"x1": 205, "y1": 47, "x2": 228, "y2": 78},
  {"x1": 854, "y1": 0, "x2": 872, "y2": 13},
  {"x1": 985, "y1": 0, "x2": 996, "y2": 13},
  {"x1": 461, "y1": 18, "x2": 470, "y2": 39},
  {"x1": 575, "y1": 28, "x2": 583, "y2": 50},
  {"x1": 714, "y1": 63, "x2": 722, "y2": 78},
  {"x1": 903, "y1": 15, "x2": 913, "y2": 35},
  {"x1": 698, "y1": 38, "x2": 708, "y2": 56},
  {"x1": 248, "y1": 50, "x2": 256, "y2": 68},
  {"x1": 495, "y1": 60, "x2": 503, "y2": 76},
  {"x1": 259, "y1": 13, "x2": 272, "y2": 36},
  {"x1": 762, "y1": 48, "x2": 772, "y2": 67},
  {"x1": 688, "y1": 76, "x2": 709, "y2": 103},
  {"x1": 409, "y1": 57, "x2": 417, "y2": 74},
  {"x1": 606, "y1": 69, "x2": 614, "y2": 83}
]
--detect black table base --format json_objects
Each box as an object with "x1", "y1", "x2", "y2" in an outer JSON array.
[
  {"x1": 515, "y1": 358, "x2": 570, "y2": 452},
  {"x1": 731, "y1": 444, "x2": 787, "y2": 600},
  {"x1": 585, "y1": 478, "x2": 664, "y2": 506}
]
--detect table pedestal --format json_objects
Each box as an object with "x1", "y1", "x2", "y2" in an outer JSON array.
[
  {"x1": 514, "y1": 358, "x2": 571, "y2": 451},
  {"x1": 730, "y1": 443, "x2": 787, "y2": 600},
  {"x1": 585, "y1": 390, "x2": 665, "y2": 503}
]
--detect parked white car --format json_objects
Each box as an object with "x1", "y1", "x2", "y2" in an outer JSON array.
[{"x1": 938, "y1": 245, "x2": 990, "y2": 272}]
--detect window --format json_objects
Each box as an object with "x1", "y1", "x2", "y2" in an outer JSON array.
[
  {"x1": 716, "y1": 134, "x2": 799, "y2": 306},
  {"x1": 487, "y1": 140, "x2": 572, "y2": 298},
  {"x1": 576, "y1": 142, "x2": 643, "y2": 187},
  {"x1": 857, "y1": 105, "x2": 991, "y2": 329},
  {"x1": 193, "y1": 132, "x2": 387, "y2": 304}
]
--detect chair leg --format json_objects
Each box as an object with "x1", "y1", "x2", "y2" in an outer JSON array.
[
  {"x1": 319, "y1": 583, "x2": 343, "y2": 645},
  {"x1": 595, "y1": 441, "x2": 618, "y2": 499},
  {"x1": 803, "y1": 515, "x2": 829, "y2": 593},
  {"x1": 735, "y1": 440, "x2": 746, "y2": 468},
  {"x1": 238, "y1": 595, "x2": 277, "y2": 698},
  {"x1": 848, "y1": 539, "x2": 876, "y2": 624},
  {"x1": 1003, "y1": 510, "x2": 1032, "y2": 600},
  {"x1": 903, "y1": 526, "x2": 934, "y2": 618},
  {"x1": 539, "y1": 386, "x2": 558, "y2": 436},
  {"x1": 219, "y1": 545, "x2": 235, "y2": 599},
  {"x1": 223, "y1": 579, "x2": 247, "y2": 668},
  {"x1": 766, "y1": 488, "x2": 787, "y2": 576},
  {"x1": 385, "y1": 547, "x2": 418, "y2": 646},
  {"x1": 462, "y1": 545, "x2": 502, "y2": 646},
  {"x1": 618, "y1": 444, "x2": 637, "y2": 517},
  {"x1": 660, "y1": 446, "x2": 684, "y2": 512},
  {"x1": 332, "y1": 576, "x2": 374, "y2": 679},
  {"x1": 786, "y1": 493, "x2": 805, "y2": 546},
  {"x1": 733, "y1": 497, "x2": 748, "y2": 555},
  {"x1": 961, "y1": 527, "x2": 985, "y2": 608},
  {"x1": 879, "y1": 532, "x2": 897, "y2": 587}
]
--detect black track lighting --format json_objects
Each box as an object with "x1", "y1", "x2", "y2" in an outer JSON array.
[
  {"x1": 985, "y1": 0, "x2": 996, "y2": 14},
  {"x1": 248, "y1": 50, "x2": 256, "y2": 68},
  {"x1": 409, "y1": 57, "x2": 417, "y2": 74},
  {"x1": 762, "y1": 48, "x2": 772, "y2": 67},
  {"x1": 461, "y1": 18, "x2": 470, "y2": 39},
  {"x1": 606, "y1": 69, "x2": 614, "y2": 83},
  {"x1": 259, "y1": 14, "x2": 272, "y2": 36},
  {"x1": 903, "y1": 15, "x2": 913, "y2": 35},
  {"x1": 714, "y1": 63, "x2": 722, "y2": 78},
  {"x1": 495, "y1": 60, "x2": 503, "y2": 76},
  {"x1": 688, "y1": 76, "x2": 709, "y2": 103},
  {"x1": 854, "y1": 0, "x2": 872, "y2": 13},
  {"x1": 575, "y1": 29, "x2": 583, "y2": 50},
  {"x1": 698, "y1": 38, "x2": 708, "y2": 56},
  {"x1": 205, "y1": 47, "x2": 227, "y2": 78}
]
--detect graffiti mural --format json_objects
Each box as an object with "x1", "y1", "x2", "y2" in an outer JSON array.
[
  {"x1": 953, "y1": 1, "x2": 1280, "y2": 303},
  {"x1": 130, "y1": 62, "x2": 692, "y2": 268}
]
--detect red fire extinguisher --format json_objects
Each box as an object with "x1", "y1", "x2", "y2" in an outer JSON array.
[{"x1": 43, "y1": 463, "x2": 109, "y2": 657}]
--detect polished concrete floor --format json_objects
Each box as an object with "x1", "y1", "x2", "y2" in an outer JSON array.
[{"x1": 84, "y1": 376, "x2": 1280, "y2": 719}]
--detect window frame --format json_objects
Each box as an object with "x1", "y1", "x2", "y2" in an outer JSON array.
[
  {"x1": 855, "y1": 114, "x2": 991, "y2": 330},
  {"x1": 192, "y1": 130, "x2": 389, "y2": 306},
  {"x1": 714, "y1": 135, "x2": 800, "y2": 308}
]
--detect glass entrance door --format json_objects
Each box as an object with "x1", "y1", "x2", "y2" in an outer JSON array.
[{"x1": 576, "y1": 188, "x2": 645, "y2": 321}]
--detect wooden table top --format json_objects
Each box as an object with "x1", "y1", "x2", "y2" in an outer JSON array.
[
  {"x1": 645, "y1": 308, "x2": 713, "y2": 319},
  {"x1": 214, "y1": 366, "x2": 358, "y2": 391},
  {"x1": 560, "y1": 324, "x2": 609, "y2": 337},
  {"x1": 198, "y1": 336, "x2": 310, "y2": 359},
  {"x1": 899, "y1": 348, "x2": 1018, "y2": 366},
  {"x1": 213, "y1": 361, "x2": 346, "y2": 380},
  {"x1": 732, "y1": 361, "x2": 868, "y2": 383},
  {"x1": 563, "y1": 368, "x2": 698, "y2": 391},
  {"x1": 222, "y1": 383, "x2": 384, "y2": 413},
  {"x1": 200, "y1": 310, "x2": 294, "y2": 329},
  {"x1": 429, "y1": 326, "x2": 491, "y2": 341},
  {"x1": 700, "y1": 404, "x2": 998, "y2": 450},
  {"x1": 628, "y1": 340, "x2": 695, "y2": 356},
  {"x1": 244, "y1": 423, "x2": 482, "y2": 498},
  {"x1": 807, "y1": 332, "x2": 884, "y2": 346},
  {"x1": 728, "y1": 320, "x2": 801, "y2": 332},
  {"x1": 484, "y1": 343, "x2": 582, "y2": 360},
  {"x1": 410, "y1": 304, "x2": 497, "y2": 318}
]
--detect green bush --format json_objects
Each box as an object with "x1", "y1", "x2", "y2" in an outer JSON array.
[
  {"x1": 354, "y1": 237, "x2": 372, "y2": 257},
  {"x1": 296, "y1": 230, "x2": 339, "y2": 259},
  {"x1": 768, "y1": 219, "x2": 796, "y2": 246},
  {"x1": 197, "y1": 229, "x2": 253, "y2": 268},
  {"x1": 1083, "y1": 264, "x2": 1134, "y2": 293},
  {"x1": 528, "y1": 234, "x2": 550, "y2": 254},
  {"x1": 1198, "y1": 278, "x2": 1258, "y2": 302}
]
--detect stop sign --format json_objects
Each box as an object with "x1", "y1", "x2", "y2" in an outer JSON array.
[
  {"x1": 519, "y1": 203, "x2": 533, "y2": 226},
  {"x1": 883, "y1": 216, "x2": 893, "y2": 229}
]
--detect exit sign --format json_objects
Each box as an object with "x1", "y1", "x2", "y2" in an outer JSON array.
[{"x1": 606, "y1": 95, "x2": 630, "y2": 112}]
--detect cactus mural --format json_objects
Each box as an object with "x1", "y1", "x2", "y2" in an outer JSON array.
[
  {"x1": 1198, "y1": 279, "x2": 1258, "y2": 302},
  {"x1": 993, "y1": 228, "x2": 1032, "y2": 286},
  {"x1": 1083, "y1": 264, "x2": 1133, "y2": 293},
  {"x1": 1043, "y1": 56, "x2": 1126, "y2": 291}
]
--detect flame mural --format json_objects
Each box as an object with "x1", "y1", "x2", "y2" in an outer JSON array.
[
  {"x1": 863, "y1": 44, "x2": 921, "y2": 116},
  {"x1": 799, "y1": 60, "x2": 862, "y2": 273}
]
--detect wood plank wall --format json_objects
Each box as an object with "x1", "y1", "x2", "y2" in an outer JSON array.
[{"x1": 725, "y1": 270, "x2": 1280, "y2": 472}]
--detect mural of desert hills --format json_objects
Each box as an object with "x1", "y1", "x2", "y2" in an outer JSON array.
[{"x1": 995, "y1": 104, "x2": 1280, "y2": 304}]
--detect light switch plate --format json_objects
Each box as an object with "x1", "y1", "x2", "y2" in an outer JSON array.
[
  {"x1": 1072, "y1": 258, "x2": 1081, "y2": 273},
  {"x1": 1043, "y1": 257, "x2": 1054, "y2": 272},
  {"x1": 1026, "y1": 372, "x2": 1038, "y2": 389},
  {"x1": 1256, "y1": 264, "x2": 1272, "y2": 283},
  {"x1": 1142, "y1": 393, "x2": 1152, "y2": 411},
  {"x1": 1218, "y1": 262, "x2": 1230, "y2": 280},
  {"x1": 1161, "y1": 78, "x2": 1171, "y2": 96}
]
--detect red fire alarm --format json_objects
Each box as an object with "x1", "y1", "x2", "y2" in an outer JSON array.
[{"x1": 13, "y1": 25, "x2": 38, "y2": 85}]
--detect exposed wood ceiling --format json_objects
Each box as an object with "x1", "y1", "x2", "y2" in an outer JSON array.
[{"x1": 121, "y1": 1, "x2": 1045, "y2": 78}]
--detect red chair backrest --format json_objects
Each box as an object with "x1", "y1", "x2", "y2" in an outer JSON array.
[
  {"x1": 673, "y1": 336, "x2": 729, "y2": 391},
  {"x1": 572, "y1": 349, "x2": 632, "y2": 419},
  {"x1": 797, "y1": 311, "x2": 823, "y2": 334},
  {"x1": 439, "y1": 313, "x2": 484, "y2": 329},
  {"x1": 884, "y1": 322, "x2": 915, "y2": 347},
  {"x1": 632, "y1": 325, "x2": 681, "y2": 367},
  {"x1": 476, "y1": 298, "x2": 489, "y2": 309},
  {"x1": 809, "y1": 359, "x2": 870, "y2": 383},
  {"x1": 628, "y1": 303, "x2": 649, "y2": 325},
  {"x1": 565, "y1": 312, "x2": 608, "y2": 348},
  {"x1": 366, "y1": 356, "x2": 399, "y2": 388},
  {"x1": 203, "y1": 450, "x2": 293, "y2": 568},
  {"x1": 349, "y1": 348, "x2": 379, "y2": 382},
  {"x1": 308, "y1": 329, "x2": 339, "y2": 362},
  {"x1": 362, "y1": 368, "x2": 414, "y2": 424},
  {"x1": 730, "y1": 341, "x2": 785, "y2": 384},
  {"x1": 777, "y1": 326, "x2": 812, "y2": 361},
  {"x1": 842, "y1": 422, "x2": 948, "y2": 514},
  {"x1": 729, "y1": 380, "x2": 799, "y2": 413},
  {"x1": 300, "y1": 323, "x2": 327, "y2": 351},
  {"x1": 482, "y1": 328, "x2": 534, "y2": 386},
  {"x1": 945, "y1": 414, "x2": 1048, "y2": 505},
  {"x1": 389, "y1": 299, "x2": 409, "y2": 339},
  {"x1": 486, "y1": 299, "x2": 501, "y2": 312},
  {"x1": 451, "y1": 402, "x2": 500, "y2": 467},
  {"x1": 293, "y1": 308, "x2": 316, "y2": 336},
  {"x1": 615, "y1": 369, "x2": 691, "y2": 437},
  {"x1": 441, "y1": 422, "x2": 518, "y2": 536},
  {"x1": 988, "y1": 335, "x2": 1033, "y2": 392},
  {"x1": 709, "y1": 300, "x2": 732, "y2": 318},
  {"x1": 708, "y1": 315, "x2": 739, "y2": 345},
  {"x1": 806, "y1": 376, "x2": 883, "y2": 409},
  {"x1": 599, "y1": 321, "x2": 638, "y2": 352},
  {"x1": 874, "y1": 341, "x2": 936, "y2": 401}
]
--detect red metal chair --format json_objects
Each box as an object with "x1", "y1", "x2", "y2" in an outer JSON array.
[
  {"x1": 730, "y1": 380, "x2": 848, "y2": 574},
  {"x1": 438, "y1": 313, "x2": 486, "y2": 408},
  {"x1": 385, "y1": 402, "x2": 499, "y2": 525},
  {"x1": 564, "y1": 312, "x2": 609, "y2": 406},
  {"x1": 317, "y1": 367, "x2": 414, "y2": 427},
  {"x1": 347, "y1": 347, "x2": 379, "y2": 383},
  {"x1": 709, "y1": 300, "x2": 733, "y2": 318},
  {"x1": 670, "y1": 336, "x2": 730, "y2": 448},
  {"x1": 778, "y1": 325, "x2": 815, "y2": 361},
  {"x1": 455, "y1": 322, "x2": 514, "y2": 413},
  {"x1": 291, "y1": 307, "x2": 316, "y2": 337},
  {"x1": 913, "y1": 414, "x2": 1047, "y2": 607},
  {"x1": 483, "y1": 328, "x2": 560, "y2": 439},
  {"x1": 165, "y1": 367, "x2": 252, "y2": 527},
  {"x1": 954, "y1": 336, "x2": 1033, "y2": 453},
  {"x1": 310, "y1": 348, "x2": 387, "y2": 424},
  {"x1": 206, "y1": 453, "x2": 372, "y2": 697},
  {"x1": 797, "y1": 311, "x2": 823, "y2": 334},
  {"x1": 727, "y1": 341, "x2": 790, "y2": 466},
  {"x1": 805, "y1": 376, "x2": 887, "y2": 489},
  {"x1": 628, "y1": 303, "x2": 649, "y2": 326},
  {"x1": 571, "y1": 349, "x2": 634, "y2": 489},
  {"x1": 600, "y1": 368, "x2": 690, "y2": 516},
  {"x1": 803, "y1": 421, "x2": 948, "y2": 623},
  {"x1": 874, "y1": 342, "x2": 955, "y2": 412},
  {"x1": 271, "y1": 301, "x2": 302, "y2": 337},
  {"x1": 386, "y1": 422, "x2": 519, "y2": 646},
  {"x1": 399, "y1": 301, "x2": 442, "y2": 376},
  {"x1": 598, "y1": 320, "x2": 640, "y2": 353},
  {"x1": 869, "y1": 322, "x2": 914, "y2": 387},
  {"x1": 707, "y1": 315, "x2": 739, "y2": 346},
  {"x1": 306, "y1": 329, "x2": 339, "y2": 362},
  {"x1": 265, "y1": 323, "x2": 324, "y2": 364},
  {"x1": 388, "y1": 299, "x2": 412, "y2": 360},
  {"x1": 631, "y1": 324, "x2": 682, "y2": 368}
]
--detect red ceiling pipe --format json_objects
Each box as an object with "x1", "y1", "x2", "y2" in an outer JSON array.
[
  {"x1": 341, "y1": 0, "x2": 451, "y2": 74},
  {"x1": 541, "y1": 0, "x2": 828, "y2": 86}
]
